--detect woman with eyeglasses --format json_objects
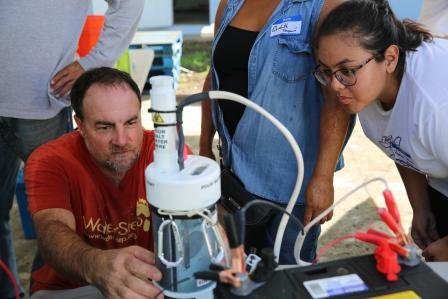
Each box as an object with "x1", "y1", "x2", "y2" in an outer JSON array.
[{"x1": 313, "y1": 0, "x2": 448, "y2": 261}]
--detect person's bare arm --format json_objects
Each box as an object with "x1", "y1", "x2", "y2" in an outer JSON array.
[
  {"x1": 304, "y1": 0, "x2": 350, "y2": 225},
  {"x1": 50, "y1": 61, "x2": 85, "y2": 98},
  {"x1": 199, "y1": 0, "x2": 227, "y2": 159},
  {"x1": 314, "y1": 0, "x2": 346, "y2": 31},
  {"x1": 395, "y1": 163, "x2": 439, "y2": 249},
  {"x1": 200, "y1": 72, "x2": 217, "y2": 159},
  {"x1": 304, "y1": 88, "x2": 350, "y2": 225},
  {"x1": 34, "y1": 208, "x2": 162, "y2": 299},
  {"x1": 423, "y1": 235, "x2": 448, "y2": 261}
]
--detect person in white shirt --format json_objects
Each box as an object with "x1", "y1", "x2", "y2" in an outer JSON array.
[{"x1": 312, "y1": 0, "x2": 448, "y2": 261}]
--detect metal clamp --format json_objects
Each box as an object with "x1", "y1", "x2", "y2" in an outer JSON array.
[
  {"x1": 158, "y1": 219, "x2": 184, "y2": 268},
  {"x1": 202, "y1": 219, "x2": 227, "y2": 265}
]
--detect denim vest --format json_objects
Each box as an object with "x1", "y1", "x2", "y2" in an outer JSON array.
[{"x1": 211, "y1": 0, "x2": 340, "y2": 204}]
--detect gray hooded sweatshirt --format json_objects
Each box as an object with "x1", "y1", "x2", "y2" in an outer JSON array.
[{"x1": 0, "y1": 0, "x2": 144, "y2": 119}]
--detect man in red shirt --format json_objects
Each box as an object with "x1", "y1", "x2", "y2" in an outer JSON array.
[{"x1": 25, "y1": 67, "x2": 162, "y2": 299}]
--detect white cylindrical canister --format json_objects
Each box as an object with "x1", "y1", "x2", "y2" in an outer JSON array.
[{"x1": 149, "y1": 76, "x2": 178, "y2": 173}]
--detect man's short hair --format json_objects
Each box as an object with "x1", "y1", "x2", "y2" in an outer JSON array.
[{"x1": 71, "y1": 67, "x2": 142, "y2": 120}]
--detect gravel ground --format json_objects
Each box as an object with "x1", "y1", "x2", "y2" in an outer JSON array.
[{"x1": 11, "y1": 67, "x2": 413, "y2": 297}]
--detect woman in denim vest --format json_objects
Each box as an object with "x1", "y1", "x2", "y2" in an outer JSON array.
[{"x1": 200, "y1": 0, "x2": 351, "y2": 264}]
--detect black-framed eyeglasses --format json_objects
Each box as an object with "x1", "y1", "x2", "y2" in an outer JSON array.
[{"x1": 313, "y1": 56, "x2": 375, "y2": 87}]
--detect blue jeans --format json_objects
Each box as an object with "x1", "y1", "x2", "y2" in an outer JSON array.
[
  {"x1": 244, "y1": 203, "x2": 320, "y2": 265},
  {"x1": 266, "y1": 204, "x2": 321, "y2": 264},
  {"x1": 0, "y1": 108, "x2": 71, "y2": 299}
]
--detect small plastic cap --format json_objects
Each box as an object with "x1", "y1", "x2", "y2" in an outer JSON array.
[{"x1": 150, "y1": 75, "x2": 173, "y2": 87}]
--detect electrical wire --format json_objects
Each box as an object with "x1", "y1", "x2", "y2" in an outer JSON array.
[
  {"x1": 154, "y1": 288, "x2": 163, "y2": 299},
  {"x1": 176, "y1": 92, "x2": 209, "y2": 170},
  {"x1": 174, "y1": 92, "x2": 392, "y2": 267},
  {"x1": 313, "y1": 235, "x2": 354, "y2": 264},
  {"x1": 176, "y1": 91, "x2": 305, "y2": 263},
  {"x1": 0, "y1": 259, "x2": 20, "y2": 299},
  {"x1": 308, "y1": 178, "x2": 388, "y2": 230},
  {"x1": 294, "y1": 178, "x2": 389, "y2": 264},
  {"x1": 242, "y1": 199, "x2": 304, "y2": 232}
]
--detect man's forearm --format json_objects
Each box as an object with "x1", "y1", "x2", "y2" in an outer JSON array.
[
  {"x1": 36, "y1": 220, "x2": 100, "y2": 284},
  {"x1": 36, "y1": 216, "x2": 163, "y2": 298}
]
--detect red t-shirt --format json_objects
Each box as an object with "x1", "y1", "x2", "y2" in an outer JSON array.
[{"x1": 25, "y1": 130, "x2": 156, "y2": 293}]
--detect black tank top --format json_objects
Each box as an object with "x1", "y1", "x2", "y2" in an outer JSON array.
[{"x1": 214, "y1": 25, "x2": 259, "y2": 137}]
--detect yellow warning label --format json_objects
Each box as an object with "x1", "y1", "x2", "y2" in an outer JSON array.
[
  {"x1": 369, "y1": 290, "x2": 422, "y2": 299},
  {"x1": 152, "y1": 112, "x2": 164, "y2": 124}
]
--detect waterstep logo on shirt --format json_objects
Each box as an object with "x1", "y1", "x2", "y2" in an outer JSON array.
[
  {"x1": 136, "y1": 197, "x2": 151, "y2": 232},
  {"x1": 83, "y1": 198, "x2": 151, "y2": 244},
  {"x1": 270, "y1": 15, "x2": 302, "y2": 37}
]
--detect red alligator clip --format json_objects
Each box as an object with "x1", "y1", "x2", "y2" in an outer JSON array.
[
  {"x1": 375, "y1": 243, "x2": 401, "y2": 281},
  {"x1": 354, "y1": 231, "x2": 408, "y2": 281},
  {"x1": 381, "y1": 190, "x2": 410, "y2": 244},
  {"x1": 377, "y1": 208, "x2": 409, "y2": 245}
]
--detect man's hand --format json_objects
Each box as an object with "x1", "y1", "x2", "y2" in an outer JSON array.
[
  {"x1": 32, "y1": 210, "x2": 162, "y2": 298},
  {"x1": 410, "y1": 210, "x2": 439, "y2": 249},
  {"x1": 51, "y1": 61, "x2": 85, "y2": 97},
  {"x1": 90, "y1": 245, "x2": 163, "y2": 299},
  {"x1": 304, "y1": 175, "x2": 334, "y2": 226},
  {"x1": 422, "y1": 235, "x2": 448, "y2": 261}
]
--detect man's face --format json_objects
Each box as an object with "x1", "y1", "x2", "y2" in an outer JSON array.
[{"x1": 75, "y1": 83, "x2": 143, "y2": 177}]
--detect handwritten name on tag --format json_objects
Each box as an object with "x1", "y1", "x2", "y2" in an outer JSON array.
[{"x1": 270, "y1": 15, "x2": 302, "y2": 37}]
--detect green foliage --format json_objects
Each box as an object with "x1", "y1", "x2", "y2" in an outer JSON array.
[{"x1": 181, "y1": 40, "x2": 212, "y2": 72}]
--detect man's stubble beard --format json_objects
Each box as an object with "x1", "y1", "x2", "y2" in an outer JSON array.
[
  {"x1": 85, "y1": 139, "x2": 140, "y2": 175},
  {"x1": 103, "y1": 149, "x2": 140, "y2": 174}
]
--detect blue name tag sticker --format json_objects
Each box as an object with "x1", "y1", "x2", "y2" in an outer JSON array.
[{"x1": 270, "y1": 15, "x2": 302, "y2": 37}]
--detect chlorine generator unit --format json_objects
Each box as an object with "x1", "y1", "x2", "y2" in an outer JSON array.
[
  {"x1": 145, "y1": 76, "x2": 227, "y2": 299},
  {"x1": 145, "y1": 75, "x2": 306, "y2": 298}
]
